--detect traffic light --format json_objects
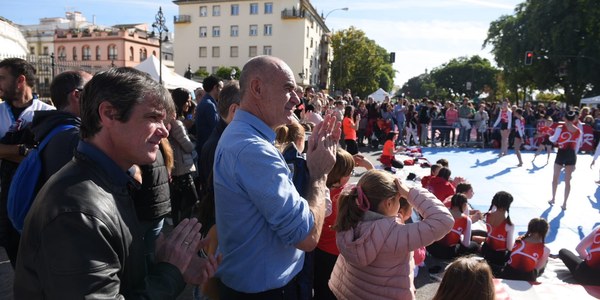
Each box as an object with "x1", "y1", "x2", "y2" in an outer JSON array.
[
  {"x1": 524, "y1": 51, "x2": 534, "y2": 65},
  {"x1": 389, "y1": 52, "x2": 396, "y2": 63}
]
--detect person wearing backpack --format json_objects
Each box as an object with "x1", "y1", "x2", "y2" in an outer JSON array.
[
  {"x1": 0, "y1": 58, "x2": 55, "y2": 268},
  {"x1": 32, "y1": 71, "x2": 92, "y2": 186},
  {"x1": 8, "y1": 71, "x2": 91, "y2": 235}
]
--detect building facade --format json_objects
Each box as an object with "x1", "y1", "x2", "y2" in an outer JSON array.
[
  {"x1": 54, "y1": 24, "x2": 160, "y2": 71},
  {"x1": 173, "y1": 0, "x2": 331, "y2": 89},
  {"x1": 0, "y1": 17, "x2": 28, "y2": 57},
  {"x1": 2, "y1": 12, "x2": 170, "y2": 99}
]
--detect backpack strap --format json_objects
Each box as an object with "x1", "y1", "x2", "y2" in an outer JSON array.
[{"x1": 37, "y1": 124, "x2": 76, "y2": 151}]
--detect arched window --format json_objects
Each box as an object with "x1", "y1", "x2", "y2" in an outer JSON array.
[
  {"x1": 140, "y1": 47, "x2": 148, "y2": 61},
  {"x1": 57, "y1": 46, "x2": 66, "y2": 61},
  {"x1": 82, "y1": 45, "x2": 91, "y2": 61},
  {"x1": 96, "y1": 46, "x2": 101, "y2": 60},
  {"x1": 152, "y1": 50, "x2": 157, "y2": 57},
  {"x1": 129, "y1": 47, "x2": 134, "y2": 61},
  {"x1": 108, "y1": 45, "x2": 117, "y2": 60},
  {"x1": 72, "y1": 46, "x2": 77, "y2": 61}
]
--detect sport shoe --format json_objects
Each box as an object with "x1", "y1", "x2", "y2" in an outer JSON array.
[{"x1": 384, "y1": 167, "x2": 397, "y2": 174}]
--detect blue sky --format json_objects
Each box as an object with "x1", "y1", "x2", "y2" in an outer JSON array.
[{"x1": 2, "y1": 0, "x2": 522, "y2": 87}]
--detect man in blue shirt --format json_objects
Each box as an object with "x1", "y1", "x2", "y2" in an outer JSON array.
[
  {"x1": 214, "y1": 56, "x2": 340, "y2": 298},
  {"x1": 195, "y1": 75, "x2": 223, "y2": 155}
]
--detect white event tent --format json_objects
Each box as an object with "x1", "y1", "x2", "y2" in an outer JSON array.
[
  {"x1": 134, "y1": 55, "x2": 202, "y2": 92},
  {"x1": 581, "y1": 95, "x2": 600, "y2": 106},
  {"x1": 368, "y1": 88, "x2": 390, "y2": 102}
]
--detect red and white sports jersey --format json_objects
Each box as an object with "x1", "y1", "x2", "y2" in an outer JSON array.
[
  {"x1": 507, "y1": 240, "x2": 545, "y2": 272},
  {"x1": 439, "y1": 215, "x2": 469, "y2": 247},
  {"x1": 485, "y1": 219, "x2": 509, "y2": 251},
  {"x1": 586, "y1": 228, "x2": 600, "y2": 269}
]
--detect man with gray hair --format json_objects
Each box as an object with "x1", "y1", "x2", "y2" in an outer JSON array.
[
  {"x1": 15, "y1": 67, "x2": 218, "y2": 298},
  {"x1": 214, "y1": 56, "x2": 340, "y2": 298}
]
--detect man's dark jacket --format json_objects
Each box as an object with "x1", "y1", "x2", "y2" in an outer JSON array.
[{"x1": 14, "y1": 145, "x2": 185, "y2": 299}]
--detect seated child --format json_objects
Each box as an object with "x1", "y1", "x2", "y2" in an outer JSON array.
[
  {"x1": 432, "y1": 256, "x2": 495, "y2": 300},
  {"x1": 421, "y1": 164, "x2": 442, "y2": 188},
  {"x1": 427, "y1": 167, "x2": 456, "y2": 201},
  {"x1": 427, "y1": 193, "x2": 479, "y2": 259},
  {"x1": 380, "y1": 130, "x2": 405, "y2": 174},
  {"x1": 500, "y1": 218, "x2": 550, "y2": 281},
  {"x1": 481, "y1": 191, "x2": 515, "y2": 274},
  {"x1": 559, "y1": 225, "x2": 600, "y2": 285}
]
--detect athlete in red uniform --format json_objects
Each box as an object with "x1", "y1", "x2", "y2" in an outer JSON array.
[
  {"x1": 532, "y1": 116, "x2": 555, "y2": 163},
  {"x1": 427, "y1": 193, "x2": 479, "y2": 259},
  {"x1": 559, "y1": 226, "x2": 600, "y2": 285},
  {"x1": 500, "y1": 218, "x2": 550, "y2": 281},
  {"x1": 481, "y1": 191, "x2": 515, "y2": 273},
  {"x1": 548, "y1": 110, "x2": 582, "y2": 210}
]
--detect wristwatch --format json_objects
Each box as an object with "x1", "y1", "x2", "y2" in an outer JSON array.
[{"x1": 18, "y1": 144, "x2": 30, "y2": 156}]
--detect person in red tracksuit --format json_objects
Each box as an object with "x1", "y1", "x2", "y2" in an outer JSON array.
[{"x1": 426, "y1": 167, "x2": 455, "y2": 201}]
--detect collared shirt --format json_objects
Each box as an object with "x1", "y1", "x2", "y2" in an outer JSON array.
[
  {"x1": 213, "y1": 109, "x2": 313, "y2": 293},
  {"x1": 77, "y1": 140, "x2": 133, "y2": 188}
]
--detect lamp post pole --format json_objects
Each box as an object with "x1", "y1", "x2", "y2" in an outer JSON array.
[
  {"x1": 153, "y1": 7, "x2": 168, "y2": 85},
  {"x1": 323, "y1": 7, "x2": 348, "y2": 94}
]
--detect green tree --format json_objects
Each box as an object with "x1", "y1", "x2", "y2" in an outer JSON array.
[
  {"x1": 331, "y1": 26, "x2": 395, "y2": 97},
  {"x1": 215, "y1": 66, "x2": 241, "y2": 80},
  {"x1": 484, "y1": 0, "x2": 600, "y2": 105},
  {"x1": 399, "y1": 73, "x2": 441, "y2": 99},
  {"x1": 429, "y1": 56, "x2": 499, "y2": 100},
  {"x1": 194, "y1": 68, "x2": 209, "y2": 79}
]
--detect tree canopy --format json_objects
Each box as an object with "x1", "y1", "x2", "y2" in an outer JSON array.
[
  {"x1": 331, "y1": 26, "x2": 395, "y2": 98},
  {"x1": 398, "y1": 55, "x2": 498, "y2": 101},
  {"x1": 484, "y1": 0, "x2": 600, "y2": 105}
]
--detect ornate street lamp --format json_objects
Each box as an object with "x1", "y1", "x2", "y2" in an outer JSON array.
[{"x1": 152, "y1": 7, "x2": 169, "y2": 84}]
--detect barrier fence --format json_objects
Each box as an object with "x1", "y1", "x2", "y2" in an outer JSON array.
[{"x1": 0, "y1": 53, "x2": 110, "y2": 100}]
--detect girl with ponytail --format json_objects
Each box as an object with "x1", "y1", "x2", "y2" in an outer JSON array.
[
  {"x1": 500, "y1": 218, "x2": 550, "y2": 281},
  {"x1": 481, "y1": 191, "x2": 515, "y2": 273},
  {"x1": 328, "y1": 169, "x2": 454, "y2": 299}
]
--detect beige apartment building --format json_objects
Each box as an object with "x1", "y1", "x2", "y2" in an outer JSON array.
[{"x1": 173, "y1": 0, "x2": 331, "y2": 89}]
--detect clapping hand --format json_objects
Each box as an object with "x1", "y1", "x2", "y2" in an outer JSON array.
[
  {"x1": 155, "y1": 218, "x2": 221, "y2": 286},
  {"x1": 306, "y1": 113, "x2": 342, "y2": 178}
]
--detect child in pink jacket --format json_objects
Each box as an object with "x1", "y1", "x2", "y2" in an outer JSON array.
[{"x1": 329, "y1": 169, "x2": 453, "y2": 300}]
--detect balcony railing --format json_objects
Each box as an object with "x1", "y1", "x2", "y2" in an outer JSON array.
[
  {"x1": 174, "y1": 15, "x2": 191, "y2": 24},
  {"x1": 281, "y1": 8, "x2": 305, "y2": 19}
]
